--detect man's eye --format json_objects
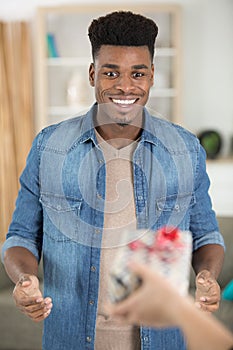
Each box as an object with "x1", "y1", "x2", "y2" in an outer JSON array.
[
  {"x1": 133, "y1": 72, "x2": 144, "y2": 78},
  {"x1": 104, "y1": 72, "x2": 118, "y2": 77}
]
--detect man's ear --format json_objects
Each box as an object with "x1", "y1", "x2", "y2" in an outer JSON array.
[{"x1": 89, "y1": 63, "x2": 95, "y2": 87}]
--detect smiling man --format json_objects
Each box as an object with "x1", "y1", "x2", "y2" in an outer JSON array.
[
  {"x1": 1, "y1": 11, "x2": 224, "y2": 350},
  {"x1": 90, "y1": 45, "x2": 153, "y2": 146}
]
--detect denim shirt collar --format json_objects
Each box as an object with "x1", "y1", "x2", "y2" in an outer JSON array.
[
  {"x1": 78, "y1": 103, "x2": 159, "y2": 147},
  {"x1": 77, "y1": 103, "x2": 98, "y2": 146}
]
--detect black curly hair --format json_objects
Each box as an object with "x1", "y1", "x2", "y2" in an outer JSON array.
[{"x1": 88, "y1": 11, "x2": 158, "y2": 61}]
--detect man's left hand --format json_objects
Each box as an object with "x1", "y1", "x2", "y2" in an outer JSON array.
[{"x1": 195, "y1": 269, "x2": 221, "y2": 313}]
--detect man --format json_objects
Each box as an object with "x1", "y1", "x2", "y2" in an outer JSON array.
[{"x1": 1, "y1": 11, "x2": 224, "y2": 350}]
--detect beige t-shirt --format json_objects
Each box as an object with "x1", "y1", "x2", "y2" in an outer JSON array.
[{"x1": 95, "y1": 132, "x2": 141, "y2": 350}]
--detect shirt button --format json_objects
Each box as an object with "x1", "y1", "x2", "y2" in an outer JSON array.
[
  {"x1": 91, "y1": 266, "x2": 96, "y2": 272},
  {"x1": 98, "y1": 159, "x2": 104, "y2": 164},
  {"x1": 144, "y1": 336, "x2": 149, "y2": 342},
  {"x1": 138, "y1": 195, "x2": 143, "y2": 200},
  {"x1": 175, "y1": 204, "x2": 180, "y2": 210},
  {"x1": 95, "y1": 229, "x2": 101, "y2": 234},
  {"x1": 86, "y1": 336, "x2": 92, "y2": 343},
  {"x1": 97, "y1": 193, "x2": 102, "y2": 199},
  {"x1": 89, "y1": 300, "x2": 94, "y2": 305}
]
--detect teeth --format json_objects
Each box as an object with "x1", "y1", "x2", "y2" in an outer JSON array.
[{"x1": 112, "y1": 99, "x2": 136, "y2": 105}]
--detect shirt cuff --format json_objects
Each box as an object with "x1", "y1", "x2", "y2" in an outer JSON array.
[
  {"x1": 193, "y1": 230, "x2": 225, "y2": 252},
  {"x1": 1, "y1": 236, "x2": 41, "y2": 264}
]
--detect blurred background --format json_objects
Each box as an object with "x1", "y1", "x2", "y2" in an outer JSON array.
[{"x1": 0, "y1": 0, "x2": 233, "y2": 349}]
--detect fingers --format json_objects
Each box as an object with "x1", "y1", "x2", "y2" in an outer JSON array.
[
  {"x1": 127, "y1": 260, "x2": 154, "y2": 280},
  {"x1": 16, "y1": 297, "x2": 53, "y2": 322},
  {"x1": 195, "y1": 290, "x2": 220, "y2": 312},
  {"x1": 195, "y1": 270, "x2": 221, "y2": 313},
  {"x1": 18, "y1": 274, "x2": 32, "y2": 285},
  {"x1": 106, "y1": 301, "x2": 138, "y2": 326},
  {"x1": 195, "y1": 301, "x2": 220, "y2": 313},
  {"x1": 197, "y1": 285, "x2": 221, "y2": 303},
  {"x1": 27, "y1": 299, "x2": 53, "y2": 322},
  {"x1": 105, "y1": 265, "x2": 146, "y2": 325},
  {"x1": 13, "y1": 274, "x2": 53, "y2": 322},
  {"x1": 106, "y1": 288, "x2": 138, "y2": 317},
  {"x1": 106, "y1": 308, "x2": 132, "y2": 326}
]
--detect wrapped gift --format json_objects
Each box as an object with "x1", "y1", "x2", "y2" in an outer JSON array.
[{"x1": 109, "y1": 226, "x2": 192, "y2": 303}]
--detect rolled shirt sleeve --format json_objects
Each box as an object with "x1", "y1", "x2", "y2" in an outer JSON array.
[
  {"x1": 190, "y1": 145, "x2": 225, "y2": 251},
  {"x1": 1, "y1": 133, "x2": 43, "y2": 264}
]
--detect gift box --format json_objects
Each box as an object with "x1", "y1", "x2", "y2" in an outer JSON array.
[{"x1": 109, "y1": 226, "x2": 192, "y2": 303}]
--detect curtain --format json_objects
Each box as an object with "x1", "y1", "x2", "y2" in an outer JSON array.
[{"x1": 0, "y1": 22, "x2": 33, "y2": 243}]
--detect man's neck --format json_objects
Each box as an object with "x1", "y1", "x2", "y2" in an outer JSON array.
[
  {"x1": 95, "y1": 123, "x2": 142, "y2": 149},
  {"x1": 94, "y1": 107, "x2": 143, "y2": 149}
]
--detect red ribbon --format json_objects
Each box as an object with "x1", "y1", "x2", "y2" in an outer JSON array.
[{"x1": 128, "y1": 226, "x2": 182, "y2": 254}]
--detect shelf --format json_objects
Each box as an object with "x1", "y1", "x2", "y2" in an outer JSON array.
[
  {"x1": 206, "y1": 156, "x2": 233, "y2": 164},
  {"x1": 35, "y1": 5, "x2": 182, "y2": 132},
  {"x1": 46, "y1": 57, "x2": 91, "y2": 66}
]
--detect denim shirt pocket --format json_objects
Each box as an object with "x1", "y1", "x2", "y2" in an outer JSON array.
[
  {"x1": 156, "y1": 192, "x2": 196, "y2": 229},
  {"x1": 39, "y1": 193, "x2": 83, "y2": 242}
]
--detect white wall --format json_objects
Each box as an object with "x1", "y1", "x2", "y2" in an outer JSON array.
[
  {"x1": 1, "y1": 0, "x2": 233, "y2": 155},
  {"x1": 207, "y1": 161, "x2": 233, "y2": 217},
  {"x1": 182, "y1": 0, "x2": 233, "y2": 156}
]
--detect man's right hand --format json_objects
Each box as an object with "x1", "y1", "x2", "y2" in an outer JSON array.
[{"x1": 13, "y1": 273, "x2": 53, "y2": 322}]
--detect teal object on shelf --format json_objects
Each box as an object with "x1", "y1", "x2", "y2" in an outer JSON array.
[
  {"x1": 222, "y1": 279, "x2": 233, "y2": 301},
  {"x1": 46, "y1": 33, "x2": 59, "y2": 58}
]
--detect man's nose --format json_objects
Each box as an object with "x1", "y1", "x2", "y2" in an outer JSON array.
[{"x1": 115, "y1": 75, "x2": 135, "y2": 92}]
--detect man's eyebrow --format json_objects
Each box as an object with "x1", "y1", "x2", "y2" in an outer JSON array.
[
  {"x1": 100, "y1": 63, "x2": 150, "y2": 69},
  {"x1": 101, "y1": 64, "x2": 119, "y2": 69},
  {"x1": 132, "y1": 64, "x2": 149, "y2": 70}
]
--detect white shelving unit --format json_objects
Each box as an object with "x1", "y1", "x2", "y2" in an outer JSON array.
[{"x1": 34, "y1": 4, "x2": 182, "y2": 132}]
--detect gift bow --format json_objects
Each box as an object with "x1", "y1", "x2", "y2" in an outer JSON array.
[{"x1": 128, "y1": 226, "x2": 183, "y2": 254}]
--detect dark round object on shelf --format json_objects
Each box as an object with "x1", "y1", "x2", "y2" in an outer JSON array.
[{"x1": 198, "y1": 130, "x2": 222, "y2": 159}]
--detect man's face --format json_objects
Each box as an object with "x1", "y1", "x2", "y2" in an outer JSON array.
[{"x1": 89, "y1": 45, "x2": 154, "y2": 125}]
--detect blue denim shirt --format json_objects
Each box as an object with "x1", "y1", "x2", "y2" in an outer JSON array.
[{"x1": 2, "y1": 104, "x2": 224, "y2": 350}]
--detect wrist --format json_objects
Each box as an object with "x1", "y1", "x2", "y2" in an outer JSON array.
[{"x1": 169, "y1": 295, "x2": 194, "y2": 327}]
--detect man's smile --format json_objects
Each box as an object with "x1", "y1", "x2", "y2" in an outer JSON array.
[{"x1": 111, "y1": 98, "x2": 137, "y2": 106}]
